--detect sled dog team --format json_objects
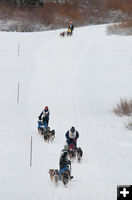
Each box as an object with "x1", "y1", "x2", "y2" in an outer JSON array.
[
  {"x1": 60, "y1": 21, "x2": 74, "y2": 37},
  {"x1": 38, "y1": 106, "x2": 83, "y2": 185}
]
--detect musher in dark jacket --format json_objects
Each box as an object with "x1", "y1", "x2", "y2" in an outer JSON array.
[
  {"x1": 65, "y1": 126, "x2": 79, "y2": 149},
  {"x1": 67, "y1": 21, "x2": 74, "y2": 35},
  {"x1": 59, "y1": 151, "x2": 73, "y2": 179},
  {"x1": 38, "y1": 106, "x2": 50, "y2": 130}
]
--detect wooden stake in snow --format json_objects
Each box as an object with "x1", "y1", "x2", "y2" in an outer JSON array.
[
  {"x1": 18, "y1": 42, "x2": 20, "y2": 57},
  {"x1": 17, "y1": 82, "x2": 19, "y2": 103},
  {"x1": 30, "y1": 136, "x2": 33, "y2": 167}
]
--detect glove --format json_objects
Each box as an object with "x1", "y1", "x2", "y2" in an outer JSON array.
[{"x1": 38, "y1": 116, "x2": 41, "y2": 120}]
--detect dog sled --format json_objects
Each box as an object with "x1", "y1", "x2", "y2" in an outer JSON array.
[{"x1": 60, "y1": 29, "x2": 73, "y2": 38}]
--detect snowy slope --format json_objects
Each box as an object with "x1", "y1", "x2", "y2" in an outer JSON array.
[{"x1": 0, "y1": 25, "x2": 132, "y2": 200}]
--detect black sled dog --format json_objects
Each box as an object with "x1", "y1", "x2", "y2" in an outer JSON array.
[
  {"x1": 60, "y1": 31, "x2": 66, "y2": 37},
  {"x1": 76, "y1": 147, "x2": 83, "y2": 163},
  {"x1": 43, "y1": 127, "x2": 55, "y2": 142}
]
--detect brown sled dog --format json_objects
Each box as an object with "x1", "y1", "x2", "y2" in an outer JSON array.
[
  {"x1": 49, "y1": 169, "x2": 59, "y2": 185},
  {"x1": 49, "y1": 169, "x2": 55, "y2": 181},
  {"x1": 60, "y1": 31, "x2": 66, "y2": 37}
]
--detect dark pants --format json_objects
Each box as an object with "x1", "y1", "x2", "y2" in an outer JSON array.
[{"x1": 43, "y1": 118, "x2": 49, "y2": 126}]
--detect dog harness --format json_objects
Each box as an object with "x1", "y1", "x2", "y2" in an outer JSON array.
[{"x1": 59, "y1": 166, "x2": 68, "y2": 176}]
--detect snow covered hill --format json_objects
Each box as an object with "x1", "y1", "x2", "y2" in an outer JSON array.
[{"x1": 0, "y1": 25, "x2": 132, "y2": 200}]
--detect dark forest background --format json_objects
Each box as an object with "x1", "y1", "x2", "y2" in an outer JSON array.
[{"x1": 0, "y1": 0, "x2": 131, "y2": 32}]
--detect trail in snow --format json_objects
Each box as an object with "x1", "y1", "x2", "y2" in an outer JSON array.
[{"x1": 0, "y1": 25, "x2": 132, "y2": 200}]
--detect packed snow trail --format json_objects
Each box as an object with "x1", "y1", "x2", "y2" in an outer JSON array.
[{"x1": 0, "y1": 25, "x2": 132, "y2": 200}]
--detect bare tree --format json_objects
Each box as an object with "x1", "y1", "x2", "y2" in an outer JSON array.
[{"x1": 15, "y1": 0, "x2": 44, "y2": 7}]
